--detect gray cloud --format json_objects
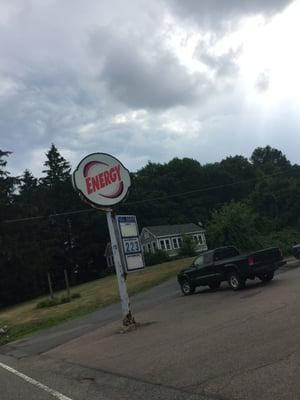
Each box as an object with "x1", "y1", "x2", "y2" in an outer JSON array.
[
  {"x1": 90, "y1": 28, "x2": 207, "y2": 109},
  {"x1": 0, "y1": 0, "x2": 299, "y2": 178},
  {"x1": 168, "y1": 0, "x2": 294, "y2": 29},
  {"x1": 195, "y1": 40, "x2": 241, "y2": 80}
]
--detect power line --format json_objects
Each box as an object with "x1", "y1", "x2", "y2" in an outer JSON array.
[
  {"x1": 126, "y1": 170, "x2": 287, "y2": 205},
  {"x1": 2, "y1": 208, "x2": 94, "y2": 224},
  {"x1": 1, "y1": 169, "x2": 291, "y2": 224}
]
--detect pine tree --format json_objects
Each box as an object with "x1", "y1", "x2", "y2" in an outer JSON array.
[
  {"x1": 0, "y1": 150, "x2": 11, "y2": 176},
  {"x1": 0, "y1": 150, "x2": 15, "y2": 208},
  {"x1": 41, "y1": 144, "x2": 71, "y2": 213},
  {"x1": 18, "y1": 169, "x2": 39, "y2": 216},
  {"x1": 20, "y1": 169, "x2": 38, "y2": 193},
  {"x1": 42, "y1": 144, "x2": 71, "y2": 187}
]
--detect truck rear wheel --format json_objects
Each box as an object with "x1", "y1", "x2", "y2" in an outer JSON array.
[
  {"x1": 259, "y1": 272, "x2": 274, "y2": 282},
  {"x1": 180, "y1": 280, "x2": 195, "y2": 295},
  {"x1": 227, "y1": 271, "x2": 245, "y2": 291}
]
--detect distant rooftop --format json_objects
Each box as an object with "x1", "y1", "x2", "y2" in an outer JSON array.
[{"x1": 144, "y1": 223, "x2": 204, "y2": 237}]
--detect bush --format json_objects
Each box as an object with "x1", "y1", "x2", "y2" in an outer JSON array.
[
  {"x1": 60, "y1": 296, "x2": 71, "y2": 304},
  {"x1": 144, "y1": 250, "x2": 169, "y2": 266},
  {"x1": 36, "y1": 298, "x2": 60, "y2": 309},
  {"x1": 257, "y1": 229, "x2": 300, "y2": 256},
  {"x1": 71, "y1": 292, "x2": 81, "y2": 299},
  {"x1": 178, "y1": 235, "x2": 197, "y2": 257}
]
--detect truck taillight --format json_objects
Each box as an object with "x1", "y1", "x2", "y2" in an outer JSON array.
[{"x1": 248, "y1": 256, "x2": 254, "y2": 267}]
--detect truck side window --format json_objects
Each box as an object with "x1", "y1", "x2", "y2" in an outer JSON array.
[
  {"x1": 214, "y1": 247, "x2": 239, "y2": 261},
  {"x1": 204, "y1": 253, "x2": 212, "y2": 264},
  {"x1": 194, "y1": 255, "x2": 204, "y2": 267}
]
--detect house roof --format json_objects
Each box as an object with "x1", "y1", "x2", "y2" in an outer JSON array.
[{"x1": 144, "y1": 223, "x2": 204, "y2": 237}]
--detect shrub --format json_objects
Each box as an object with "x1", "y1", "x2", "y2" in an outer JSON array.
[
  {"x1": 71, "y1": 292, "x2": 81, "y2": 299},
  {"x1": 60, "y1": 296, "x2": 71, "y2": 304},
  {"x1": 36, "y1": 293, "x2": 81, "y2": 309},
  {"x1": 178, "y1": 235, "x2": 197, "y2": 257},
  {"x1": 257, "y1": 229, "x2": 300, "y2": 256},
  {"x1": 36, "y1": 298, "x2": 60, "y2": 309},
  {"x1": 144, "y1": 250, "x2": 169, "y2": 266}
]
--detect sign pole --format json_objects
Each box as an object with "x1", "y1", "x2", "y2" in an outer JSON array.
[
  {"x1": 72, "y1": 152, "x2": 137, "y2": 329},
  {"x1": 106, "y1": 210, "x2": 135, "y2": 327}
]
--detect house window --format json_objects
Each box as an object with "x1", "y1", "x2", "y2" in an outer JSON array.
[
  {"x1": 159, "y1": 239, "x2": 171, "y2": 250},
  {"x1": 152, "y1": 241, "x2": 157, "y2": 251},
  {"x1": 172, "y1": 237, "x2": 183, "y2": 249},
  {"x1": 147, "y1": 243, "x2": 151, "y2": 253},
  {"x1": 160, "y1": 240, "x2": 166, "y2": 250},
  {"x1": 193, "y1": 234, "x2": 204, "y2": 244},
  {"x1": 142, "y1": 245, "x2": 146, "y2": 253}
]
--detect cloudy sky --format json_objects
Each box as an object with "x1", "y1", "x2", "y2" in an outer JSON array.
[{"x1": 0, "y1": 0, "x2": 299, "y2": 176}]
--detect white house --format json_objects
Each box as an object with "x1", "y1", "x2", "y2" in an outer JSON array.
[{"x1": 140, "y1": 223, "x2": 207, "y2": 257}]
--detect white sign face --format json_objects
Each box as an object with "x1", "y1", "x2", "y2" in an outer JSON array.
[
  {"x1": 119, "y1": 222, "x2": 138, "y2": 238},
  {"x1": 72, "y1": 153, "x2": 131, "y2": 208},
  {"x1": 125, "y1": 253, "x2": 144, "y2": 272}
]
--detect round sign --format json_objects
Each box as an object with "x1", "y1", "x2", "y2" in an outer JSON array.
[{"x1": 72, "y1": 153, "x2": 131, "y2": 208}]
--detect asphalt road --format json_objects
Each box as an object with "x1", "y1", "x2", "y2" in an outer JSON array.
[{"x1": 0, "y1": 260, "x2": 299, "y2": 400}]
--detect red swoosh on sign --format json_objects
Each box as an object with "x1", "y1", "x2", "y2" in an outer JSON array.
[
  {"x1": 83, "y1": 161, "x2": 109, "y2": 177},
  {"x1": 99, "y1": 181, "x2": 124, "y2": 199}
]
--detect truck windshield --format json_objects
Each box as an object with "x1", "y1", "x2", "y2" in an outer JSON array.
[{"x1": 214, "y1": 247, "x2": 240, "y2": 260}]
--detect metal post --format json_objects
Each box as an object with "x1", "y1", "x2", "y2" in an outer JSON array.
[
  {"x1": 106, "y1": 210, "x2": 135, "y2": 327},
  {"x1": 64, "y1": 269, "x2": 71, "y2": 299},
  {"x1": 47, "y1": 272, "x2": 54, "y2": 299}
]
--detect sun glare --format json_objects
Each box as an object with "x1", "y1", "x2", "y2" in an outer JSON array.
[{"x1": 238, "y1": 1, "x2": 300, "y2": 107}]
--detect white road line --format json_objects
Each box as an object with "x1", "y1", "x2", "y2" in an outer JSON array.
[{"x1": 0, "y1": 361, "x2": 73, "y2": 400}]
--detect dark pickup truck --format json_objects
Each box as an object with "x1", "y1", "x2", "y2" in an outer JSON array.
[{"x1": 177, "y1": 246, "x2": 286, "y2": 295}]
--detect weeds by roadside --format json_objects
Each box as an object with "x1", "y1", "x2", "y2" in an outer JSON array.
[{"x1": 36, "y1": 293, "x2": 81, "y2": 309}]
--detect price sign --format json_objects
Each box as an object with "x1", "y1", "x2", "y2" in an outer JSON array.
[
  {"x1": 116, "y1": 215, "x2": 144, "y2": 272},
  {"x1": 123, "y1": 238, "x2": 141, "y2": 254}
]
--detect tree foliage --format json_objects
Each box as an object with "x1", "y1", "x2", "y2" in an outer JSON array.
[
  {"x1": 206, "y1": 202, "x2": 259, "y2": 251},
  {"x1": 178, "y1": 235, "x2": 197, "y2": 257},
  {"x1": 0, "y1": 144, "x2": 300, "y2": 308}
]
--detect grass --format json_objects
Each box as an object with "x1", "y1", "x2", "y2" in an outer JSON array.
[{"x1": 0, "y1": 257, "x2": 193, "y2": 345}]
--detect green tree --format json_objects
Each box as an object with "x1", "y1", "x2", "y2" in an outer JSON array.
[
  {"x1": 42, "y1": 144, "x2": 71, "y2": 187},
  {"x1": 17, "y1": 170, "x2": 39, "y2": 216},
  {"x1": 20, "y1": 169, "x2": 38, "y2": 194},
  {"x1": 220, "y1": 156, "x2": 255, "y2": 200},
  {"x1": 0, "y1": 150, "x2": 16, "y2": 209},
  {"x1": 206, "y1": 201, "x2": 259, "y2": 251},
  {"x1": 250, "y1": 146, "x2": 291, "y2": 174},
  {"x1": 41, "y1": 144, "x2": 72, "y2": 212}
]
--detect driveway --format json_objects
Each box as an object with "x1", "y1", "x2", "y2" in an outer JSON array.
[{"x1": 1, "y1": 260, "x2": 299, "y2": 400}]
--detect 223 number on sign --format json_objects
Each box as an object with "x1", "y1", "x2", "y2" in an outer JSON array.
[{"x1": 124, "y1": 238, "x2": 140, "y2": 254}]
